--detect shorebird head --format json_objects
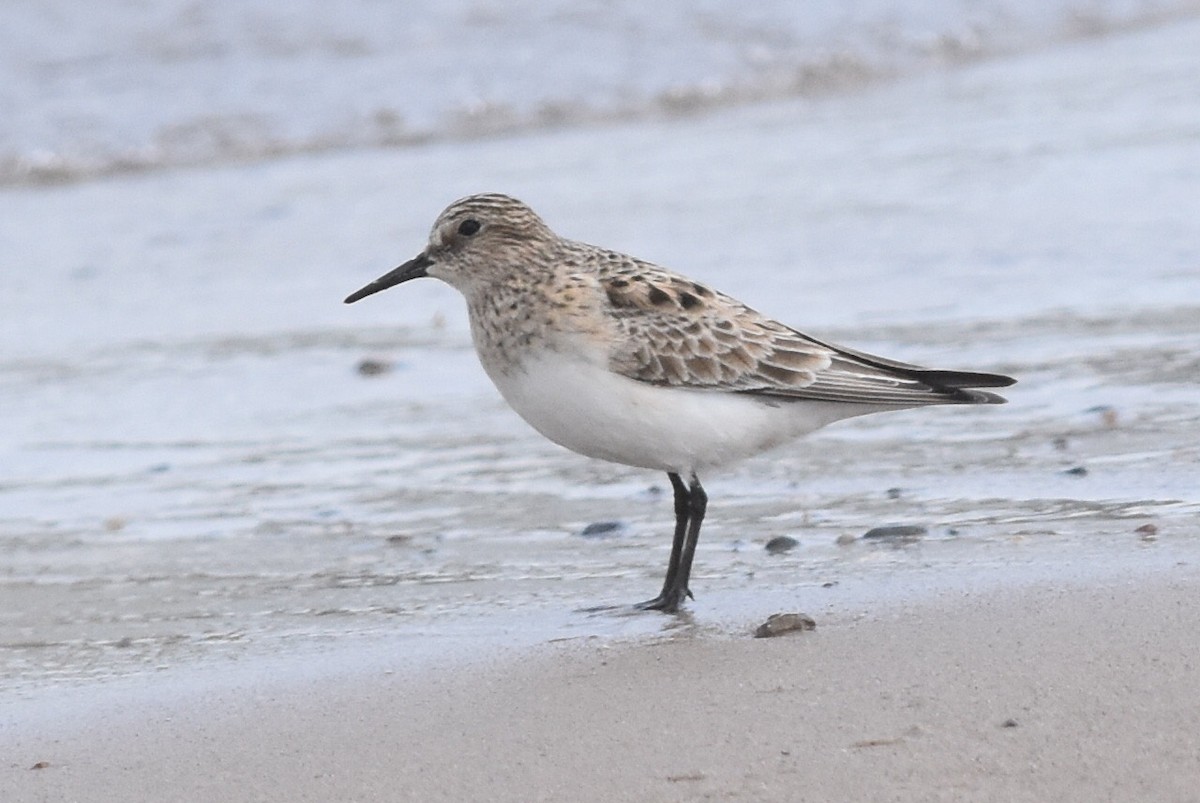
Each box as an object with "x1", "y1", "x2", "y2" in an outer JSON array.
[{"x1": 343, "y1": 193, "x2": 554, "y2": 304}]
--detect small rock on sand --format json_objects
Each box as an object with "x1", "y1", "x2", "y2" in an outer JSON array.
[
  {"x1": 754, "y1": 612, "x2": 817, "y2": 638},
  {"x1": 862, "y1": 524, "x2": 927, "y2": 542},
  {"x1": 764, "y1": 535, "x2": 799, "y2": 554},
  {"x1": 578, "y1": 520, "x2": 629, "y2": 539},
  {"x1": 356, "y1": 358, "x2": 394, "y2": 377}
]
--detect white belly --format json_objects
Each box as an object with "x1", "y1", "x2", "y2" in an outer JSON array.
[{"x1": 484, "y1": 350, "x2": 866, "y2": 474}]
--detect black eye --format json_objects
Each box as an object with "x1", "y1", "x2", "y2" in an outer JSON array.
[{"x1": 457, "y1": 219, "x2": 481, "y2": 237}]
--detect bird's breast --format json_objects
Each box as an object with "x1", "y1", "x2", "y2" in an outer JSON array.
[
  {"x1": 466, "y1": 278, "x2": 612, "y2": 377},
  {"x1": 479, "y1": 349, "x2": 844, "y2": 474}
]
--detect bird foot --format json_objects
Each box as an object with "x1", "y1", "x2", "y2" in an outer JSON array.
[{"x1": 634, "y1": 587, "x2": 693, "y2": 613}]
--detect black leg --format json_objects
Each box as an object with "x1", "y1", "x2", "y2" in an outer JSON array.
[
  {"x1": 673, "y1": 475, "x2": 707, "y2": 597},
  {"x1": 659, "y1": 473, "x2": 690, "y2": 592},
  {"x1": 636, "y1": 473, "x2": 706, "y2": 613},
  {"x1": 635, "y1": 473, "x2": 689, "y2": 611}
]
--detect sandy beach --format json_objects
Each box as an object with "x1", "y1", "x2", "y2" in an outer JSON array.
[
  {"x1": 7, "y1": 561, "x2": 1200, "y2": 802},
  {"x1": 4, "y1": 4, "x2": 1200, "y2": 801}
]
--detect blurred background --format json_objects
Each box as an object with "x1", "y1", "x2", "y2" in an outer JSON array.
[
  {"x1": 6, "y1": 0, "x2": 1196, "y2": 185},
  {"x1": 3, "y1": 1, "x2": 1199, "y2": 687}
]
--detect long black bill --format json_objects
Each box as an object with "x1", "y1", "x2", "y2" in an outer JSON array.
[{"x1": 343, "y1": 253, "x2": 433, "y2": 304}]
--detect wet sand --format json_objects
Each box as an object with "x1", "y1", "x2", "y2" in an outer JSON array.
[{"x1": 7, "y1": 563, "x2": 1200, "y2": 802}]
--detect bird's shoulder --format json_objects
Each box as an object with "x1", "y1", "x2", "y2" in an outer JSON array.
[{"x1": 591, "y1": 253, "x2": 833, "y2": 390}]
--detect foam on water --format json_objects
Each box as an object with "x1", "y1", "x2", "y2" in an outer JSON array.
[{"x1": 3, "y1": 0, "x2": 1199, "y2": 183}]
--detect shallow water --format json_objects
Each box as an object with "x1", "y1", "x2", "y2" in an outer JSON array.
[
  {"x1": 3, "y1": 14, "x2": 1200, "y2": 691},
  {"x1": 5, "y1": 0, "x2": 1198, "y2": 184}
]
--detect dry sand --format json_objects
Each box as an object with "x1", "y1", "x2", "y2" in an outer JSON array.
[{"x1": 7, "y1": 565, "x2": 1200, "y2": 803}]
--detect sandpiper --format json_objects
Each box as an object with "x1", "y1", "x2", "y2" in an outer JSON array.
[{"x1": 345, "y1": 193, "x2": 1015, "y2": 612}]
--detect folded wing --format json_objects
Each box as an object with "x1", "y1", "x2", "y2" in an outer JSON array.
[{"x1": 599, "y1": 258, "x2": 1014, "y2": 406}]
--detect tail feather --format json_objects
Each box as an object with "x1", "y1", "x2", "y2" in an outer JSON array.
[{"x1": 938, "y1": 386, "x2": 1010, "y2": 405}]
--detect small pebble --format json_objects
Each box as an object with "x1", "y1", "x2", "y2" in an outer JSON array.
[
  {"x1": 886, "y1": 487, "x2": 903, "y2": 500},
  {"x1": 764, "y1": 535, "x2": 799, "y2": 554},
  {"x1": 835, "y1": 533, "x2": 858, "y2": 546},
  {"x1": 754, "y1": 612, "x2": 816, "y2": 638},
  {"x1": 30, "y1": 761, "x2": 50, "y2": 770},
  {"x1": 356, "y1": 358, "x2": 393, "y2": 376},
  {"x1": 578, "y1": 520, "x2": 628, "y2": 539},
  {"x1": 862, "y1": 524, "x2": 927, "y2": 542},
  {"x1": 1062, "y1": 465, "x2": 1088, "y2": 477},
  {"x1": 1135, "y1": 523, "x2": 1158, "y2": 535},
  {"x1": 1001, "y1": 719, "x2": 1019, "y2": 728}
]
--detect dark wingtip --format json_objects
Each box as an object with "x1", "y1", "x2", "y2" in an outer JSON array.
[
  {"x1": 917, "y1": 370, "x2": 1014, "y2": 404},
  {"x1": 973, "y1": 374, "x2": 1017, "y2": 389},
  {"x1": 920, "y1": 370, "x2": 1017, "y2": 390},
  {"x1": 915, "y1": 369, "x2": 1016, "y2": 404}
]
